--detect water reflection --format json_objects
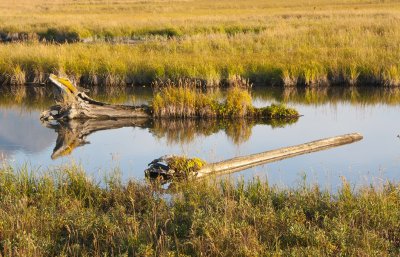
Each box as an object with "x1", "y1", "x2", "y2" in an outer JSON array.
[
  {"x1": 253, "y1": 86, "x2": 400, "y2": 106},
  {"x1": 44, "y1": 118, "x2": 151, "y2": 159},
  {"x1": 1, "y1": 85, "x2": 400, "y2": 189},
  {"x1": 0, "y1": 108, "x2": 55, "y2": 160},
  {"x1": 3, "y1": 86, "x2": 400, "y2": 110},
  {"x1": 0, "y1": 86, "x2": 53, "y2": 108},
  {"x1": 88, "y1": 86, "x2": 153, "y2": 105},
  {"x1": 0, "y1": 86, "x2": 152, "y2": 108},
  {"x1": 44, "y1": 117, "x2": 299, "y2": 159},
  {"x1": 150, "y1": 118, "x2": 298, "y2": 145}
]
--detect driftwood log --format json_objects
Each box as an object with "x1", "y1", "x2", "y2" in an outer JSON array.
[
  {"x1": 40, "y1": 74, "x2": 151, "y2": 121},
  {"x1": 146, "y1": 133, "x2": 363, "y2": 181}
]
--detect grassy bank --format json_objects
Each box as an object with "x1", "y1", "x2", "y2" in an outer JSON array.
[
  {"x1": 0, "y1": 165, "x2": 399, "y2": 256},
  {"x1": 1, "y1": 0, "x2": 400, "y2": 86}
]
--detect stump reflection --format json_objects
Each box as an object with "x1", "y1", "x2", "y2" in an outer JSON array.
[{"x1": 43, "y1": 117, "x2": 299, "y2": 159}]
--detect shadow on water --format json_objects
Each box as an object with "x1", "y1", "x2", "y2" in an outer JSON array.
[{"x1": 43, "y1": 117, "x2": 299, "y2": 159}]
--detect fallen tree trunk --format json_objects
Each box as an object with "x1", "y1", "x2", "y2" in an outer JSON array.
[
  {"x1": 146, "y1": 133, "x2": 363, "y2": 180},
  {"x1": 197, "y1": 133, "x2": 363, "y2": 178}
]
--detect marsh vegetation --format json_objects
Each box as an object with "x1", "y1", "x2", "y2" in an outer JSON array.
[
  {"x1": 0, "y1": 0, "x2": 399, "y2": 86},
  {"x1": 1, "y1": 0, "x2": 400, "y2": 255},
  {"x1": 152, "y1": 81, "x2": 298, "y2": 118},
  {"x1": 0, "y1": 165, "x2": 399, "y2": 256}
]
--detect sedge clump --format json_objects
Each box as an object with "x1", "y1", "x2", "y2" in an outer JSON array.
[
  {"x1": 167, "y1": 156, "x2": 206, "y2": 178},
  {"x1": 255, "y1": 104, "x2": 299, "y2": 119},
  {"x1": 151, "y1": 80, "x2": 299, "y2": 119}
]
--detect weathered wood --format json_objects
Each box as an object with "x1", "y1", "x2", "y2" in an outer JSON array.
[
  {"x1": 196, "y1": 133, "x2": 363, "y2": 177},
  {"x1": 146, "y1": 133, "x2": 363, "y2": 180},
  {"x1": 40, "y1": 74, "x2": 151, "y2": 121}
]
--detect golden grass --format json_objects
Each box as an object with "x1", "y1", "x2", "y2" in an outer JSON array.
[
  {"x1": 0, "y1": 0, "x2": 399, "y2": 86},
  {"x1": 1, "y1": 0, "x2": 399, "y2": 40},
  {"x1": 151, "y1": 80, "x2": 299, "y2": 118}
]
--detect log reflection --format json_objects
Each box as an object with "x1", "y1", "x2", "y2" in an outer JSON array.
[
  {"x1": 43, "y1": 117, "x2": 298, "y2": 159},
  {"x1": 43, "y1": 118, "x2": 152, "y2": 159}
]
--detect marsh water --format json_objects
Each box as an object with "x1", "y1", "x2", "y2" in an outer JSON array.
[{"x1": 1, "y1": 86, "x2": 400, "y2": 190}]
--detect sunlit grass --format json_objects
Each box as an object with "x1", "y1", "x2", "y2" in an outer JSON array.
[
  {"x1": 151, "y1": 80, "x2": 298, "y2": 118},
  {"x1": 0, "y1": 165, "x2": 399, "y2": 256},
  {"x1": 1, "y1": 0, "x2": 399, "y2": 41},
  {"x1": 0, "y1": 0, "x2": 399, "y2": 86}
]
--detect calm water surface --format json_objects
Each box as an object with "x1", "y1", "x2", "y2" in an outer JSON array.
[{"x1": 1, "y1": 86, "x2": 400, "y2": 189}]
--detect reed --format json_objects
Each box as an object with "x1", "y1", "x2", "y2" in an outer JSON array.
[{"x1": 0, "y1": 165, "x2": 399, "y2": 256}]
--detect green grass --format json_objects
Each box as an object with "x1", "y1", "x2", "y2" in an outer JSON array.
[
  {"x1": 0, "y1": 0, "x2": 399, "y2": 86},
  {"x1": 0, "y1": 165, "x2": 399, "y2": 256}
]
